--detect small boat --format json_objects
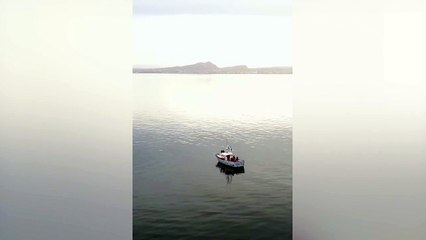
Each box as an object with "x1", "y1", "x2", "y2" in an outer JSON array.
[{"x1": 215, "y1": 145, "x2": 245, "y2": 168}]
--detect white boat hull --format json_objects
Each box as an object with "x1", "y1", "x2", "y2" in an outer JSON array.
[{"x1": 216, "y1": 154, "x2": 245, "y2": 168}]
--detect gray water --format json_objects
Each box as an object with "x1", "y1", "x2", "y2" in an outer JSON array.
[{"x1": 133, "y1": 74, "x2": 292, "y2": 239}]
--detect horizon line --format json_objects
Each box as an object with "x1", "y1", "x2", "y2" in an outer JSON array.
[{"x1": 133, "y1": 62, "x2": 293, "y2": 69}]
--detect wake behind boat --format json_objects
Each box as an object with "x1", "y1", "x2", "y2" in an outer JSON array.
[{"x1": 216, "y1": 145, "x2": 245, "y2": 168}]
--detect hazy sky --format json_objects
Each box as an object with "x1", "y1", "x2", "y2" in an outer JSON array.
[{"x1": 133, "y1": 0, "x2": 292, "y2": 67}]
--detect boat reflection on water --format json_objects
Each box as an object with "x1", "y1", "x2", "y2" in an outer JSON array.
[{"x1": 215, "y1": 162, "x2": 245, "y2": 184}]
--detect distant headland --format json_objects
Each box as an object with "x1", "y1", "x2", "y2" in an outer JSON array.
[{"x1": 133, "y1": 62, "x2": 292, "y2": 74}]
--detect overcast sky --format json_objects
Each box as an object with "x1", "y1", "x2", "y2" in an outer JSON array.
[{"x1": 133, "y1": 0, "x2": 292, "y2": 67}]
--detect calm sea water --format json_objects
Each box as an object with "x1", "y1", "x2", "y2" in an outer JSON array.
[{"x1": 133, "y1": 74, "x2": 292, "y2": 239}]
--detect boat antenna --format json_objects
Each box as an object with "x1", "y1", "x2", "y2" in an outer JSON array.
[{"x1": 225, "y1": 139, "x2": 232, "y2": 152}]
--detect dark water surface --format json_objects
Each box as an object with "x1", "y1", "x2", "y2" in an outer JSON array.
[{"x1": 134, "y1": 74, "x2": 292, "y2": 239}]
